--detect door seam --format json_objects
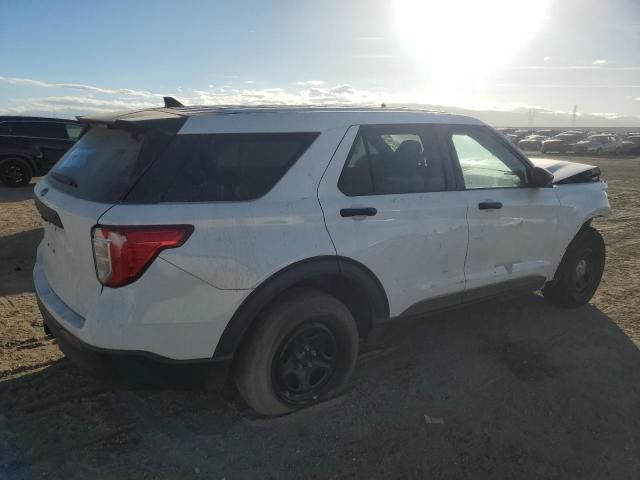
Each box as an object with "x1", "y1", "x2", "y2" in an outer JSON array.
[{"x1": 316, "y1": 125, "x2": 354, "y2": 259}]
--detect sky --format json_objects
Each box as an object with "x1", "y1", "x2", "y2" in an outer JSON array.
[{"x1": 1, "y1": 0, "x2": 639, "y2": 126}]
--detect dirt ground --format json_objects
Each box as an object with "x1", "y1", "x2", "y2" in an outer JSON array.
[{"x1": 1, "y1": 155, "x2": 639, "y2": 480}]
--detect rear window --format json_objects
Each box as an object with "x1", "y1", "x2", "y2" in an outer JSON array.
[
  {"x1": 49, "y1": 126, "x2": 150, "y2": 203},
  {"x1": 126, "y1": 133, "x2": 318, "y2": 203}
]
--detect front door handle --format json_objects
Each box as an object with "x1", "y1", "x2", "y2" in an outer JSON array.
[
  {"x1": 340, "y1": 207, "x2": 377, "y2": 217},
  {"x1": 478, "y1": 201, "x2": 503, "y2": 210}
]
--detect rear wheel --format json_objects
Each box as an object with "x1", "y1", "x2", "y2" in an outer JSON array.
[
  {"x1": 0, "y1": 157, "x2": 33, "y2": 187},
  {"x1": 543, "y1": 226, "x2": 605, "y2": 308},
  {"x1": 234, "y1": 289, "x2": 359, "y2": 416}
]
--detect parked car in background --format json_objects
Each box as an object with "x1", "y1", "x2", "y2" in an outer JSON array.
[
  {"x1": 518, "y1": 135, "x2": 548, "y2": 151},
  {"x1": 541, "y1": 133, "x2": 584, "y2": 153},
  {"x1": 0, "y1": 116, "x2": 84, "y2": 187},
  {"x1": 513, "y1": 129, "x2": 532, "y2": 142},
  {"x1": 574, "y1": 134, "x2": 622, "y2": 155},
  {"x1": 34, "y1": 103, "x2": 609, "y2": 415},
  {"x1": 621, "y1": 136, "x2": 640, "y2": 154},
  {"x1": 536, "y1": 129, "x2": 559, "y2": 137},
  {"x1": 505, "y1": 133, "x2": 518, "y2": 144}
]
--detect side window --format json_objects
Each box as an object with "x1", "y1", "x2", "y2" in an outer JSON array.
[
  {"x1": 8, "y1": 121, "x2": 68, "y2": 138},
  {"x1": 337, "y1": 135, "x2": 374, "y2": 196},
  {"x1": 338, "y1": 127, "x2": 447, "y2": 196},
  {"x1": 127, "y1": 132, "x2": 318, "y2": 203},
  {"x1": 449, "y1": 128, "x2": 527, "y2": 189},
  {"x1": 9, "y1": 122, "x2": 42, "y2": 137},
  {"x1": 66, "y1": 124, "x2": 84, "y2": 141}
]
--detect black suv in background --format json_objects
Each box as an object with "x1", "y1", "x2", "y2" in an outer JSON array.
[{"x1": 0, "y1": 116, "x2": 84, "y2": 187}]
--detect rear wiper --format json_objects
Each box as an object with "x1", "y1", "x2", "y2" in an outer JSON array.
[{"x1": 50, "y1": 172, "x2": 78, "y2": 188}]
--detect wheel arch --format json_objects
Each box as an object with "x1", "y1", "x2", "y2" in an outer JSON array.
[
  {"x1": 0, "y1": 153, "x2": 37, "y2": 173},
  {"x1": 212, "y1": 255, "x2": 390, "y2": 360},
  {"x1": 550, "y1": 216, "x2": 605, "y2": 280}
]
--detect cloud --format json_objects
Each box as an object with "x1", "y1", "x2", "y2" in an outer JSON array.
[
  {"x1": 191, "y1": 83, "x2": 386, "y2": 107},
  {"x1": 246, "y1": 80, "x2": 257, "y2": 84},
  {"x1": 515, "y1": 65, "x2": 640, "y2": 71},
  {"x1": 592, "y1": 59, "x2": 609, "y2": 65},
  {"x1": 1, "y1": 75, "x2": 638, "y2": 127},
  {"x1": 590, "y1": 112, "x2": 621, "y2": 119},
  {"x1": 543, "y1": 56, "x2": 551, "y2": 62},
  {"x1": 4, "y1": 95, "x2": 157, "y2": 115},
  {"x1": 0, "y1": 76, "x2": 158, "y2": 98},
  {"x1": 329, "y1": 84, "x2": 355, "y2": 95},
  {"x1": 295, "y1": 80, "x2": 324, "y2": 86}
]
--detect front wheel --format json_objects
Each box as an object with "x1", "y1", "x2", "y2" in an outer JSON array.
[
  {"x1": 234, "y1": 289, "x2": 359, "y2": 416},
  {"x1": 0, "y1": 157, "x2": 33, "y2": 187},
  {"x1": 543, "y1": 226, "x2": 605, "y2": 308}
]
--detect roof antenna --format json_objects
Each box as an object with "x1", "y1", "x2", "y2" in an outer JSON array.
[{"x1": 163, "y1": 96, "x2": 184, "y2": 108}]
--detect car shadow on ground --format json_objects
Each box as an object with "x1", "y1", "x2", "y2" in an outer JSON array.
[
  {"x1": 2, "y1": 293, "x2": 639, "y2": 479},
  {"x1": 0, "y1": 228, "x2": 43, "y2": 296},
  {"x1": 0, "y1": 184, "x2": 35, "y2": 203}
]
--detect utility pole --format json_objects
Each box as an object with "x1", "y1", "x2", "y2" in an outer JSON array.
[{"x1": 527, "y1": 109, "x2": 536, "y2": 128}]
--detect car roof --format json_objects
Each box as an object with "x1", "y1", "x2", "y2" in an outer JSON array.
[
  {"x1": 78, "y1": 105, "x2": 484, "y2": 133},
  {"x1": 0, "y1": 115, "x2": 80, "y2": 123}
]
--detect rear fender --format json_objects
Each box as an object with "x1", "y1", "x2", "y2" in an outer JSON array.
[{"x1": 212, "y1": 256, "x2": 389, "y2": 359}]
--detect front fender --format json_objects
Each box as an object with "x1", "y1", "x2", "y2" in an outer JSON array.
[{"x1": 549, "y1": 181, "x2": 610, "y2": 276}]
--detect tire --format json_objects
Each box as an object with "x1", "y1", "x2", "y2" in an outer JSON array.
[
  {"x1": 543, "y1": 226, "x2": 605, "y2": 308},
  {"x1": 0, "y1": 157, "x2": 33, "y2": 187},
  {"x1": 234, "y1": 289, "x2": 359, "y2": 416}
]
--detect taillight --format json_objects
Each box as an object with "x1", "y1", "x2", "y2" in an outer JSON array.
[{"x1": 91, "y1": 225, "x2": 193, "y2": 288}]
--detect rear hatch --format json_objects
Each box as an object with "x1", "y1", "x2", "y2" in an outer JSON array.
[{"x1": 34, "y1": 114, "x2": 183, "y2": 317}]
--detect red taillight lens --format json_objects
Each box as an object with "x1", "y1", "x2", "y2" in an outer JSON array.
[{"x1": 91, "y1": 225, "x2": 193, "y2": 288}]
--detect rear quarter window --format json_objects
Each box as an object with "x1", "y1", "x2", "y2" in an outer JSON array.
[{"x1": 126, "y1": 132, "x2": 318, "y2": 203}]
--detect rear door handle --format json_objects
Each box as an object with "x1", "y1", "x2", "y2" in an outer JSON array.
[
  {"x1": 340, "y1": 207, "x2": 377, "y2": 217},
  {"x1": 478, "y1": 201, "x2": 503, "y2": 210}
]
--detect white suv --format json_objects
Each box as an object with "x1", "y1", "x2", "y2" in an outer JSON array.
[{"x1": 33, "y1": 104, "x2": 609, "y2": 415}]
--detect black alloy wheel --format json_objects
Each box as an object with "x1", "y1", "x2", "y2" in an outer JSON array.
[
  {"x1": 271, "y1": 322, "x2": 340, "y2": 405},
  {"x1": 0, "y1": 157, "x2": 33, "y2": 187}
]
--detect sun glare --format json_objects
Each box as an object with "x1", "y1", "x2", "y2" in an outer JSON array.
[{"x1": 393, "y1": 0, "x2": 550, "y2": 79}]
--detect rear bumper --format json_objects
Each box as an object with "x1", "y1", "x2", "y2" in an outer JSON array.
[
  {"x1": 34, "y1": 259, "x2": 233, "y2": 388},
  {"x1": 38, "y1": 298, "x2": 231, "y2": 387}
]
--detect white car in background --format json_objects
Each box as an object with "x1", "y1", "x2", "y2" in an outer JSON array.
[
  {"x1": 34, "y1": 102, "x2": 610, "y2": 415},
  {"x1": 574, "y1": 134, "x2": 623, "y2": 155}
]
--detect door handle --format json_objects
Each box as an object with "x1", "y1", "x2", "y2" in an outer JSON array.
[
  {"x1": 478, "y1": 201, "x2": 503, "y2": 210},
  {"x1": 340, "y1": 207, "x2": 377, "y2": 217}
]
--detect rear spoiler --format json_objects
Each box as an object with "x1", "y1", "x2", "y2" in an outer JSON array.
[{"x1": 76, "y1": 107, "x2": 187, "y2": 135}]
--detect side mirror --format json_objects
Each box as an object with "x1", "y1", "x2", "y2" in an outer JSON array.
[{"x1": 530, "y1": 166, "x2": 554, "y2": 188}]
